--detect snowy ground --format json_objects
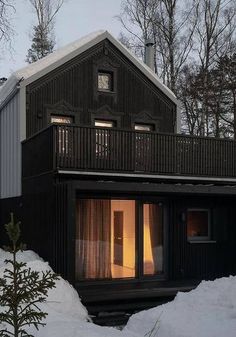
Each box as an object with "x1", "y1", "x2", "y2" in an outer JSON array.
[{"x1": 0, "y1": 249, "x2": 236, "y2": 337}]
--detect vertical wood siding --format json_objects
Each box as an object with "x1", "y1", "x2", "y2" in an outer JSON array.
[
  {"x1": 26, "y1": 40, "x2": 176, "y2": 137},
  {"x1": 0, "y1": 92, "x2": 21, "y2": 198},
  {"x1": 171, "y1": 197, "x2": 236, "y2": 280}
]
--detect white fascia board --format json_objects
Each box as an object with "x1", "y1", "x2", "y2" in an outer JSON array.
[
  {"x1": 0, "y1": 75, "x2": 20, "y2": 109},
  {"x1": 19, "y1": 84, "x2": 26, "y2": 141}
]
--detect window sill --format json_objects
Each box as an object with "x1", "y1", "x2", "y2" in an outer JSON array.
[{"x1": 188, "y1": 240, "x2": 216, "y2": 244}]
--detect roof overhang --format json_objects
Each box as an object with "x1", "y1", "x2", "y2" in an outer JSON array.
[{"x1": 0, "y1": 30, "x2": 178, "y2": 108}]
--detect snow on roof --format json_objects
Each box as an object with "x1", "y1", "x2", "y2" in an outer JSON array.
[{"x1": 0, "y1": 30, "x2": 177, "y2": 107}]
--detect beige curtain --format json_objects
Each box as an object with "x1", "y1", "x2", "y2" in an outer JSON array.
[
  {"x1": 149, "y1": 204, "x2": 163, "y2": 274},
  {"x1": 75, "y1": 199, "x2": 111, "y2": 279}
]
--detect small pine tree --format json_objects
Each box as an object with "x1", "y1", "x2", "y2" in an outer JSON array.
[
  {"x1": 26, "y1": 24, "x2": 54, "y2": 63},
  {"x1": 0, "y1": 213, "x2": 58, "y2": 337}
]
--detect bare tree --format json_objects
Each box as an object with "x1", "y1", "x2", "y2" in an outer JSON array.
[
  {"x1": 193, "y1": 0, "x2": 236, "y2": 135},
  {"x1": 26, "y1": 0, "x2": 65, "y2": 63},
  {"x1": 117, "y1": 0, "x2": 197, "y2": 94},
  {"x1": 0, "y1": 0, "x2": 15, "y2": 45}
]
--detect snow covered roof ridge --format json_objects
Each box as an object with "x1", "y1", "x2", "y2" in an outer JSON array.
[{"x1": 0, "y1": 30, "x2": 177, "y2": 106}]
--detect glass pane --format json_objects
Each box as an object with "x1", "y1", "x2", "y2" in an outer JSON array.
[
  {"x1": 187, "y1": 209, "x2": 209, "y2": 240},
  {"x1": 95, "y1": 120, "x2": 114, "y2": 128},
  {"x1": 98, "y1": 72, "x2": 112, "y2": 91},
  {"x1": 51, "y1": 115, "x2": 73, "y2": 124},
  {"x1": 135, "y1": 124, "x2": 153, "y2": 131},
  {"x1": 75, "y1": 199, "x2": 136, "y2": 280},
  {"x1": 143, "y1": 203, "x2": 163, "y2": 275}
]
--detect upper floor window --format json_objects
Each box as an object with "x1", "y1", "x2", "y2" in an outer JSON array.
[
  {"x1": 98, "y1": 72, "x2": 113, "y2": 92},
  {"x1": 134, "y1": 123, "x2": 154, "y2": 132},
  {"x1": 94, "y1": 119, "x2": 114, "y2": 158},
  {"x1": 51, "y1": 115, "x2": 73, "y2": 154},
  {"x1": 51, "y1": 115, "x2": 73, "y2": 124},
  {"x1": 95, "y1": 120, "x2": 114, "y2": 128},
  {"x1": 187, "y1": 209, "x2": 210, "y2": 241}
]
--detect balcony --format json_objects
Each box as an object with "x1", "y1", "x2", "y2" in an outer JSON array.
[{"x1": 22, "y1": 124, "x2": 236, "y2": 181}]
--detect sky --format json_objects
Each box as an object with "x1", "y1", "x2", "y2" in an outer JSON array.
[{"x1": 0, "y1": 0, "x2": 123, "y2": 77}]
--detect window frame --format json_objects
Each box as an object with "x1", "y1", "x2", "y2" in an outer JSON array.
[
  {"x1": 186, "y1": 208, "x2": 211, "y2": 242},
  {"x1": 93, "y1": 55, "x2": 118, "y2": 102},
  {"x1": 134, "y1": 123, "x2": 154, "y2": 132},
  {"x1": 94, "y1": 119, "x2": 115, "y2": 159},
  {"x1": 94, "y1": 119, "x2": 115, "y2": 128},
  {"x1": 98, "y1": 71, "x2": 113, "y2": 92},
  {"x1": 50, "y1": 115, "x2": 74, "y2": 125}
]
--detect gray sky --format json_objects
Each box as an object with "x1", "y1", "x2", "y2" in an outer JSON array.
[{"x1": 1, "y1": 0, "x2": 123, "y2": 77}]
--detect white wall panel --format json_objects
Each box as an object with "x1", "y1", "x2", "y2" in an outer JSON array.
[{"x1": 0, "y1": 92, "x2": 21, "y2": 198}]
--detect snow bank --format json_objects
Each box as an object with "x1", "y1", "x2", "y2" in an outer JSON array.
[
  {"x1": 0, "y1": 249, "x2": 135, "y2": 337},
  {"x1": 0, "y1": 249, "x2": 88, "y2": 322},
  {"x1": 125, "y1": 276, "x2": 236, "y2": 337},
  {"x1": 1, "y1": 248, "x2": 236, "y2": 337}
]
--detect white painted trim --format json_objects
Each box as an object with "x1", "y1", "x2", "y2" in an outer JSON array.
[
  {"x1": 176, "y1": 103, "x2": 181, "y2": 133},
  {"x1": 19, "y1": 85, "x2": 26, "y2": 141},
  {"x1": 57, "y1": 170, "x2": 236, "y2": 183}
]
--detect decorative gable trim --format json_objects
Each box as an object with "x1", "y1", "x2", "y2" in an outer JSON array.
[{"x1": 45, "y1": 100, "x2": 81, "y2": 124}]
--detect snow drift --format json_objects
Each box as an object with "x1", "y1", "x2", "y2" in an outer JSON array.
[
  {"x1": 0, "y1": 248, "x2": 236, "y2": 337},
  {"x1": 125, "y1": 275, "x2": 236, "y2": 337}
]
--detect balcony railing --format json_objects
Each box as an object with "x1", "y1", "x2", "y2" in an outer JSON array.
[{"x1": 22, "y1": 124, "x2": 236, "y2": 179}]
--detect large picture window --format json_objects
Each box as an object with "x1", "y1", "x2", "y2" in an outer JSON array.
[
  {"x1": 75, "y1": 199, "x2": 136, "y2": 280},
  {"x1": 187, "y1": 209, "x2": 210, "y2": 241},
  {"x1": 75, "y1": 199, "x2": 165, "y2": 281}
]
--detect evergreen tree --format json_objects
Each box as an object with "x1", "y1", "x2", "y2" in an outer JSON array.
[
  {"x1": 26, "y1": 0, "x2": 65, "y2": 63},
  {"x1": 26, "y1": 24, "x2": 54, "y2": 63},
  {"x1": 0, "y1": 213, "x2": 58, "y2": 337}
]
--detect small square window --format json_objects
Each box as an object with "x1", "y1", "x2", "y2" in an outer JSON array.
[
  {"x1": 51, "y1": 115, "x2": 73, "y2": 124},
  {"x1": 98, "y1": 72, "x2": 113, "y2": 91},
  {"x1": 187, "y1": 209, "x2": 210, "y2": 241}
]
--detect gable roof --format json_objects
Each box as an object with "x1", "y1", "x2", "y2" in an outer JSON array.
[{"x1": 0, "y1": 30, "x2": 178, "y2": 107}]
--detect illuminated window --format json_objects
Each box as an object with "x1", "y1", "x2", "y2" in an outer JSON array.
[
  {"x1": 51, "y1": 115, "x2": 73, "y2": 124},
  {"x1": 95, "y1": 120, "x2": 114, "y2": 157},
  {"x1": 51, "y1": 115, "x2": 73, "y2": 154},
  {"x1": 134, "y1": 124, "x2": 153, "y2": 170},
  {"x1": 143, "y1": 203, "x2": 163, "y2": 275},
  {"x1": 95, "y1": 120, "x2": 114, "y2": 128},
  {"x1": 98, "y1": 72, "x2": 113, "y2": 91},
  {"x1": 134, "y1": 124, "x2": 153, "y2": 131},
  {"x1": 187, "y1": 209, "x2": 210, "y2": 241},
  {"x1": 75, "y1": 199, "x2": 135, "y2": 280}
]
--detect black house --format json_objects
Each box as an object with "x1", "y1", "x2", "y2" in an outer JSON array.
[{"x1": 1, "y1": 30, "x2": 236, "y2": 315}]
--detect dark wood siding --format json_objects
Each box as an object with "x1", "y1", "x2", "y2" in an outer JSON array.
[
  {"x1": 171, "y1": 197, "x2": 236, "y2": 280},
  {"x1": 22, "y1": 125, "x2": 236, "y2": 179},
  {"x1": 21, "y1": 174, "x2": 55, "y2": 269},
  {"x1": 0, "y1": 197, "x2": 23, "y2": 246},
  {"x1": 26, "y1": 40, "x2": 176, "y2": 137},
  {"x1": 21, "y1": 176, "x2": 71, "y2": 280},
  {"x1": 19, "y1": 175, "x2": 236, "y2": 298}
]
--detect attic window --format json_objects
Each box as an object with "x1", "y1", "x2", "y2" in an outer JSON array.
[
  {"x1": 98, "y1": 72, "x2": 113, "y2": 92},
  {"x1": 51, "y1": 115, "x2": 73, "y2": 124}
]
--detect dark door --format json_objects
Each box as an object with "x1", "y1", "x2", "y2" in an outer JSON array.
[{"x1": 114, "y1": 211, "x2": 124, "y2": 266}]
